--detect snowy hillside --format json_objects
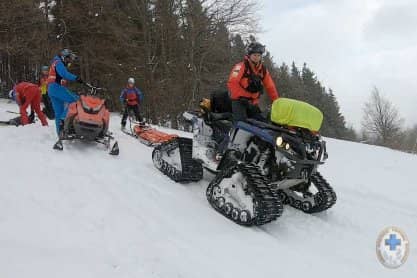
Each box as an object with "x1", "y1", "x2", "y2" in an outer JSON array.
[{"x1": 0, "y1": 99, "x2": 415, "y2": 278}]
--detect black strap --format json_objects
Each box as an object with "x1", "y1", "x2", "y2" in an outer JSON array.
[{"x1": 243, "y1": 60, "x2": 266, "y2": 80}]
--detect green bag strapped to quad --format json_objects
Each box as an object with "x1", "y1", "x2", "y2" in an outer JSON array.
[{"x1": 270, "y1": 98, "x2": 323, "y2": 132}]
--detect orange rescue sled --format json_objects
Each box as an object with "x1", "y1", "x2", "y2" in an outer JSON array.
[{"x1": 132, "y1": 124, "x2": 177, "y2": 146}]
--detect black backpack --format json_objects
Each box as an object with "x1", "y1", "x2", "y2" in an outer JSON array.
[{"x1": 210, "y1": 90, "x2": 232, "y2": 113}]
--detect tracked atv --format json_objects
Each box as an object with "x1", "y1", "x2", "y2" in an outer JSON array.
[
  {"x1": 152, "y1": 91, "x2": 336, "y2": 226},
  {"x1": 53, "y1": 83, "x2": 119, "y2": 155}
]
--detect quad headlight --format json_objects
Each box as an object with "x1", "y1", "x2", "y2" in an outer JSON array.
[
  {"x1": 276, "y1": 136, "x2": 291, "y2": 150},
  {"x1": 276, "y1": 136, "x2": 283, "y2": 147}
]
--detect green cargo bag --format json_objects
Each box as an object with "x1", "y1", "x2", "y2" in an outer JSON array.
[{"x1": 270, "y1": 98, "x2": 323, "y2": 132}]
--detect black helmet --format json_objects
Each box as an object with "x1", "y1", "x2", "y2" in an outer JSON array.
[
  {"x1": 60, "y1": 49, "x2": 77, "y2": 61},
  {"x1": 246, "y1": 42, "x2": 265, "y2": 55}
]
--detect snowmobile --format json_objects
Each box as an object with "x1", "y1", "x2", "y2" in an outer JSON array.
[
  {"x1": 121, "y1": 109, "x2": 178, "y2": 146},
  {"x1": 152, "y1": 91, "x2": 336, "y2": 226},
  {"x1": 53, "y1": 83, "x2": 119, "y2": 155}
]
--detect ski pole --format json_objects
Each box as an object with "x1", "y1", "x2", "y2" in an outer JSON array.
[{"x1": 6, "y1": 110, "x2": 19, "y2": 114}]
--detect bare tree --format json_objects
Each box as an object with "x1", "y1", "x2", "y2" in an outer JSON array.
[{"x1": 361, "y1": 87, "x2": 403, "y2": 147}]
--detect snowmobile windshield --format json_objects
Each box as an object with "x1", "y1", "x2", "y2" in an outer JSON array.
[{"x1": 81, "y1": 97, "x2": 104, "y2": 113}]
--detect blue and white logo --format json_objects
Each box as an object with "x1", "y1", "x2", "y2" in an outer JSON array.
[{"x1": 376, "y1": 226, "x2": 410, "y2": 269}]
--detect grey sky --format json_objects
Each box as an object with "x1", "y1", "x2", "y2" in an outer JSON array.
[{"x1": 258, "y1": 0, "x2": 417, "y2": 129}]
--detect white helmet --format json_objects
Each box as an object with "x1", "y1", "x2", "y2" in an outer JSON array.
[{"x1": 127, "y1": 77, "x2": 135, "y2": 84}]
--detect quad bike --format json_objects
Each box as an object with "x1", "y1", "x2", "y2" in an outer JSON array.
[
  {"x1": 121, "y1": 106, "x2": 178, "y2": 146},
  {"x1": 152, "y1": 91, "x2": 336, "y2": 226},
  {"x1": 53, "y1": 83, "x2": 119, "y2": 155}
]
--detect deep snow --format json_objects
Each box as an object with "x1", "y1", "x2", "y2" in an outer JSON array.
[{"x1": 0, "y1": 99, "x2": 415, "y2": 278}]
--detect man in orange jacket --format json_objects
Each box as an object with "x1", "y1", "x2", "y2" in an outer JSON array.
[
  {"x1": 227, "y1": 42, "x2": 279, "y2": 122},
  {"x1": 10, "y1": 82, "x2": 48, "y2": 126}
]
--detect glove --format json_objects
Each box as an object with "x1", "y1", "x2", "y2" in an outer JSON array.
[{"x1": 76, "y1": 76, "x2": 83, "y2": 84}]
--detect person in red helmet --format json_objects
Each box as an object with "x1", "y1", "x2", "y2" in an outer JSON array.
[
  {"x1": 10, "y1": 82, "x2": 48, "y2": 126},
  {"x1": 227, "y1": 41, "x2": 279, "y2": 122}
]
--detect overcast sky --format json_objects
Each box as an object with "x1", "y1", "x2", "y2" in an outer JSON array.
[{"x1": 258, "y1": 0, "x2": 417, "y2": 129}]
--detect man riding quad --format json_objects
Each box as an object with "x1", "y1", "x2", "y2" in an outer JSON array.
[{"x1": 227, "y1": 41, "x2": 280, "y2": 122}]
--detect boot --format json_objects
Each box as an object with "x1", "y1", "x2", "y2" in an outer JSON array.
[{"x1": 53, "y1": 140, "x2": 63, "y2": 151}]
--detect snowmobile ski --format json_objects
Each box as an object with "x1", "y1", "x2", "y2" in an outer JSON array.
[{"x1": 109, "y1": 141, "x2": 119, "y2": 155}]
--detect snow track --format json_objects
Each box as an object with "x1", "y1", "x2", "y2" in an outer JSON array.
[{"x1": 0, "y1": 99, "x2": 415, "y2": 277}]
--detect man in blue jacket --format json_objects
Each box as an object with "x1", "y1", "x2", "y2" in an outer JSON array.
[
  {"x1": 120, "y1": 77, "x2": 144, "y2": 129},
  {"x1": 47, "y1": 49, "x2": 83, "y2": 138}
]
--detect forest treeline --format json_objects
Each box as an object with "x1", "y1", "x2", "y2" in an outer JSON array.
[{"x1": 1, "y1": 0, "x2": 356, "y2": 140}]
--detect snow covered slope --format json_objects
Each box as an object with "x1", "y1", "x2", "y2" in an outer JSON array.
[{"x1": 0, "y1": 99, "x2": 416, "y2": 278}]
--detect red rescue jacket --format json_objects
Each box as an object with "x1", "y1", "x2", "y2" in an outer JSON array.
[
  {"x1": 47, "y1": 60, "x2": 68, "y2": 86},
  {"x1": 14, "y1": 82, "x2": 40, "y2": 104},
  {"x1": 227, "y1": 56, "x2": 279, "y2": 105}
]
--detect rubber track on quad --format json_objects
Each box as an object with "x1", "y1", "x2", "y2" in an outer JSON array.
[
  {"x1": 152, "y1": 137, "x2": 203, "y2": 183},
  {"x1": 206, "y1": 163, "x2": 283, "y2": 226},
  {"x1": 278, "y1": 172, "x2": 337, "y2": 213}
]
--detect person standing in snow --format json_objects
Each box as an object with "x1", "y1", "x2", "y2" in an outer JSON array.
[
  {"x1": 120, "y1": 77, "x2": 144, "y2": 129},
  {"x1": 39, "y1": 65, "x2": 54, "y2": 119},
  {"x1": 9, "y1": 82, "x2": 48, "y2": 126},
  {"x1": 227, "y1": 41, "x2": 279, "y2": 123},
  {"x1": 47, "y1": 49, "x2": 82, "y2": 137}
]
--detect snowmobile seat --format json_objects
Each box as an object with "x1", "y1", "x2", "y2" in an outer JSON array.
[
  {"x1": 209, "y1": 112, "x2": 233, "y2": 122},
  {"x1": 247, "y1": 118, "x2": 292, "y2": 134}
]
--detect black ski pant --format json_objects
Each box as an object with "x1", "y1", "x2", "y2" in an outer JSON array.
[
  {"x1": 212, "y1": 120, "x2": 233, "y2": 154},
  {"x1": 121, "y1": 104, "x2": 143, "y2": 126},
  {"x1": 231, "y1": 98, "x2": 265, "y2": 123},
  {"x1": 42, "y1": 93, "x2": 55, "y2": 119}
]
